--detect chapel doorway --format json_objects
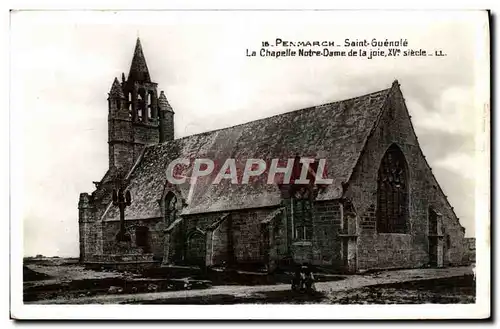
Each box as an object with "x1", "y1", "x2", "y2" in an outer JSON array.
[{"x1": 186, "y1": 231, "x2": 206, "y2": 267}]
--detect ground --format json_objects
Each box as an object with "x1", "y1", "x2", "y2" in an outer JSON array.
[{"x1": 23, "y1": 257, "x2": 475, "y2": 305}]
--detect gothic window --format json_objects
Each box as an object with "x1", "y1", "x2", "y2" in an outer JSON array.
[
  {"x1": 165, "y1": 192, "x2": 178, "y2": 226},
  {"x1": 376, "y1": 144, "x2": 408, "y2": 233}
]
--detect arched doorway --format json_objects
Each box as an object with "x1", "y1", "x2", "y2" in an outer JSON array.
[{"x1": 185, "y1": 231, "x2": 206, "y2": 266}]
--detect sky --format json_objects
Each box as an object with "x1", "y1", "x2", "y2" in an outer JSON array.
[{"x1": 10, "y1": 10, "x2": 488, "y2": 257}]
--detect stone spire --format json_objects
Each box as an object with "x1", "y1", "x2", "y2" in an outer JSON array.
[
  {"x1": 158, "y1": 91, "x2": 174, "y2": 113},
  {"x1": 128, "y1": 37, "x2": 151, "y2": 83},
  {"x1": 159, "y1": 90, "x2": 175, "y2": 142},
  {"x1": 109, "y1": 77, "x2": 125, "y2": 98}
]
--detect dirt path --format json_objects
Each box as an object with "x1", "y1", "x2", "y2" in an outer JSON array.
[{"x1": 30, "y1": 266, "x2": 473, "y2": 304}]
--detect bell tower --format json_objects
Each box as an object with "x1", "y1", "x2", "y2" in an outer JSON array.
[{"x1": 123, "y1": 37, "x2": 160, "y2": 158}]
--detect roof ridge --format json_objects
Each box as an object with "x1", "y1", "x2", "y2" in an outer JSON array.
[{"x1": 153, "y1": 86, "x2": 392, "y2": 148}]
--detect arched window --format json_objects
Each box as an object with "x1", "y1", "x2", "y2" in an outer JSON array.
[
  {"x1": 128, "y1": 92, "x2": 132, "y2": 118},
  {"x1": 376, "y1": 144, "x2": 408, "y2": 233},
  {"x1": 147, "y1": 92, "x2": 153, "y2": 119},
  {"x1": 165, "y1": 192, "x2": 178, "y2": 226},
  {"x1": 138, "y1": 88, "x2": 147, "y2": 122}
]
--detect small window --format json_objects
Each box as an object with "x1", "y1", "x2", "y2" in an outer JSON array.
[
  {"x1": 295, "y1": 225, "x2": 313, "y2": 240},
  {"x1": 137, "y1": 92, "x2": 145, "y2": 121},
  {"x1": 148, "y1": 92, "x2": 153, "y2": 119}
]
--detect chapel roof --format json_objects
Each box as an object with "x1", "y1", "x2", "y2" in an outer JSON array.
[{"x1": 101, "y1": 83, "x2": 396, "y2": 221}]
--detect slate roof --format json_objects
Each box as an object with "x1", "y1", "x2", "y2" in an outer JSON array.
[{"x1": 102, "y1": 83, "x2": 394, "y2": 221}]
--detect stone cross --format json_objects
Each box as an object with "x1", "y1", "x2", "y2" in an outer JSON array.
[{"x1": 113, "y1": 187, "x2": 132, "y2": 242}]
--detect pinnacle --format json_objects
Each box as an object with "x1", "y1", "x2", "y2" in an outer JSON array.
[
  {"x1": 128, "y1": 37, "x2": 151, "y2": 83},
  {"x1": 159, "y1": 91, "x2": 174, "y2": 113},
  {"x1": 109, "y1": 77, "x2": 125, "y2": 98}
]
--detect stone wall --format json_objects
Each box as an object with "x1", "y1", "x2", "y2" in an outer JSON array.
[
  {"x1": 231, "y1": 209, "x2": 271, "y2": 264},
  {"x1": 133, "y1": 123, "x2": 159, "y2": 146},
  {"x1": 159, "y1": 111, "x2": 175, "y2": 142},
  {"x1": 282, "y1": 199, "x2": 343, "y2": 268},
  {"x1": 101, "y1": 218, "x2": 165, "y2": 261},
  {"x1": 163, "y1": 201, "x2": 344, "y2": 269},
  {"x1": 313, "y1": 200, "x2": 343, "y2": 267},
  {"x1": 109, "y1": 119, "x2": 132, "y2": 142},
  {"x1": 346, "y1": 85, "x2": 468, "y2": 271},
  {"x1": 109, "y1": 143, "x2": 134, "y2": 172},
  {"x1": 209, "y1": 216, "x2": 231, "y2": 265},
  {"x1": 78, "y1": 193, "x2": 99, "y2": 262},
  {"x1": 166, "y1": 208, "x2": 278, "y2": 267}
]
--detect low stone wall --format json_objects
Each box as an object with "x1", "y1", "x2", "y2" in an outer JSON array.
[{"x1": 91, "y1": 253, "x2": 155, "y2": 263}]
